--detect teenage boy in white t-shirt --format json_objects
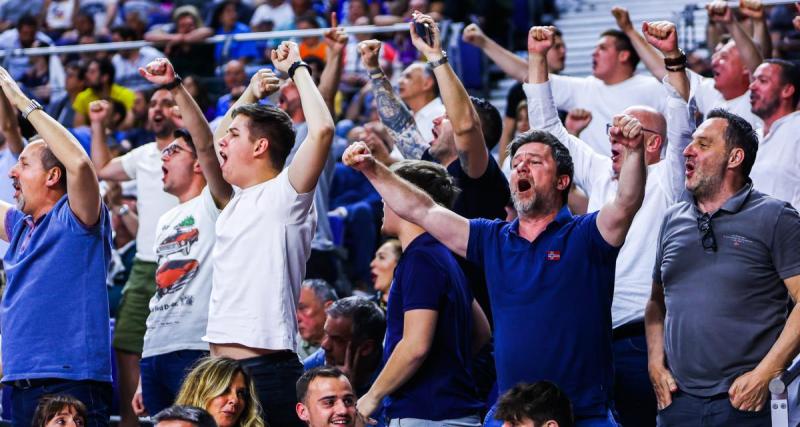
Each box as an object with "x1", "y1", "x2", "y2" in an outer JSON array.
[
  {"x1": 157, "y1": 41, "x2": 333, "y2": 427},
  {"x1": 129, "y1": 58, "x2": 237, "y2": 416}
]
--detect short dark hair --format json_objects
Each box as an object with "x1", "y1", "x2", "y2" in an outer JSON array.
[
  {"x1": 32, "y1": 395, "x2": 88, "y2": 427},
  {"x1": 231, "y1": 103, "x2": 296, "y2": 170},
  {"x1": 297, "y1": 366, "x2": 349, "y2": 403},
  {"x1": 296, "y1": 13, "x2": 321, "y2": 28},
  {"x1": 301, "y1": 278, "x2": 339, "y2": 303},
  {"x1": 91, "y1": 57, "x2": 116, "y2": 84},
  {"x1": 390, "y1": 160, "x2": 460, "y2": 209},
  {"x1": 153, "y1": 405, "x2": 218, "y2": 427},
  {"x1": 495, "y1": 381, "x2": 574, "y2": 427},
  {"x1": 173, "y1": 128, "x2": 197, "y2": 155},
  {"x1": 326, "y1": 296, "x2": 386, "y2": 345},
  {"x1": 421, "y1": 64, "x2": 441, "y2": 98},
  {"x1": 17, "y1": 14, "x2": 38, "y2": 28},
  {"x1": 508, "y1": 130, "x2": 574, "y2": 205},
  {"x1": 65, "y1": 60, "x2": 86, "y2": 80},
  {"x1": 764, "y1": 59, "x2": 800, "y2": 107},
  {"x1": 601, "y1": 29, "x2": 640, "y2": 70},
  {"x1": 470, "y1": 96, "x2": 502, "y2": 150},
  {"x1": 706, "y1": 108, "x2": 759, "y2": 177},
  {"x1": 39, "y1": 144, "x2": 67, "y2": 191},
  {"x1": 111, "y1": 25, "x2": 137, "y2": 41}
]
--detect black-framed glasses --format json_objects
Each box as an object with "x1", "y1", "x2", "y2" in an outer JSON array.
[
  {"x1": 161, "y1": 143, "x2": 193, "y2": 158},
  {"x1": 697, "y1": 213, "x2": 717, "y2": 252},
  {"x1": 605, "y1": 123, "x2": 660, "y2": 136}
]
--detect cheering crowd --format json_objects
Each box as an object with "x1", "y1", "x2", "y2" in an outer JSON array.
[{"x1": 0, "y1": 0, "x2": 799, "y2": 427}]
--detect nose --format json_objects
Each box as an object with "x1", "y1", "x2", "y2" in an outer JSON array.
[{"x1": 683, "y1": 143, "x2": 695, "y2": 158}]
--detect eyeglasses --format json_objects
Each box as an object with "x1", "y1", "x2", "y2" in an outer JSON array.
[
  {"x1": 696, "y1": 213, "x2": 717, "y2": 252},
  {"x1": 605, "y1": 123, "x2": 660, "y2": 136},
  {"x1": 161, "y1": 143, "x2": 194, "y2": 158}
]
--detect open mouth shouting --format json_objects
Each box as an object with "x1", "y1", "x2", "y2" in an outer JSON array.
[
  {"x1": 517, "y1": 178, "x2": 532, "y2": 193},
  {"x1": 11, "y1": 179, "x2": 20, "y2": 199},
  {"x1": 685, "y1": 160, "x2": 695, "y2": 178}
]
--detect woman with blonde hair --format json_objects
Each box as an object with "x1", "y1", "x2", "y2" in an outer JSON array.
[{"x1": 175, "y1": 357, "x2": 265, "y2": 427}]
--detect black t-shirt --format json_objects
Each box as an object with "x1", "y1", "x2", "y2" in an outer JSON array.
[{"x1": 506, "y1": 80, "x2": 568, "y2": 122}]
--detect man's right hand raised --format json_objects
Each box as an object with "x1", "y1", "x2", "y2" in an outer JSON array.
[
  {"x1": 139, "y1": 58, "x2": 177, "y2": 86},
  {"x1": 247, "y1": 69, "x2": 280, "y2": 100},
  {"x1": 611, "y1": 6, "x2": 634, "y2": 33},
  {"x1": 642, "y1": 21, "x2": 680, "y2": 57},
  {"x1": 462, "y1": 23, "x2": 487, "y2": 48},
  {"x1": 358, "y1": 40, "x2": 382, "y2": 71},
  {"x1": 528, "y1": 26, "x2": 556, "y2": 57},
  {"x1": 88, "y1": 100, "x2": 111, "y2": 126},
  {"x1": 343, "y1": 141, "x2": 377, "y2": 174}
]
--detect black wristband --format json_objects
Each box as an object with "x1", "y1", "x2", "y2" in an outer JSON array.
[
  {"x1": 663, "y1": 49, "x2": 687, "y2": 69},
  {"x1": 164, "y1": 74, "x2": 183, "y2": 90},
  {"x1": 288, "y1": 61, "x2": 311, "y2": 80}
]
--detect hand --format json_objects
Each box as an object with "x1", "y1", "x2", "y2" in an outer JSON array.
[
  {"x1": 131, "y1": 390, "x2": 147, "y2": 416},
  {"x1": 138, "y1": 58, "x2": 177, "y2": 86},
  {"x1": 270, "y1": 41, "x2": 302, "y2": 75},
  {"x1": 362, "y1": 124, "x2": 392, "y2": 165},
  {"x1": 706, "y1": 0, "x2": 734, "y2": 25},
  {"x1": 355, "y1": 394, "x2": 379, "y2": 426},
  {"x1": 89, "y1": 100, "x2": 112, "y2": 125},
  {"x1": 0, "y1": 66, "x2": 30, "y2": 109},
  {"x1": 323, "y1": 12, "x2": 348, "y2": 55},
  {"x1": 248, "y1": 68, "x2": 280, "y2": 100},
  {"x1": 642, "y1": 21, "x2": 680, "y2": 57},
  {"x1": 409, "y1": 11, "x2": 443, "y2": 61},
  {"x1": 527, "y1": 26, "x2": 557, "y2": 56},
  {"x1": 610, "y1": 114, "x2": 644, "y2": 149},
  {"x1": 795, "y1": 3, "x2": 800, "y2": 31},
  {"x1": 565, "y1": 108, "x2": 592, "y2": 136},
  {"x1": 340, "y1": 340, "x2": 362, "y2": 383},
  {"x1": 611, "y1": 6, "x2": 634, "y2": 32},
  {"x1": 738, "y1": 0, "x2": 764, "y2": 20},
  {"x1": 728, "y1": 368, "x2": 773, "y2": 411},
  {"x1": 358, "y1": 40, "x2": 382, "y2": 71},
  {"x1": 104, "y1": 181, "x2": 122, "y2": 208},
  {"x1": 169, "y1": 105, "x2": 185, "y2": 128},
  {"x1": 462, "y1": 23, "x2": 488, "y2": 48},
  {"x1": 342, "y1": 141, "x2": 377, "y2": 173},
  {"x1": 649, "y1": 363, "x2": 678, "y2": 410}
]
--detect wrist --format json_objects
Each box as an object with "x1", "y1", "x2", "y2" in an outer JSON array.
[{"x1": 425, "y1": 51, "x2": 444, "y2": 62}]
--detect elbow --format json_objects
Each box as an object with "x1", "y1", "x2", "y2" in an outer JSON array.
[
  {"x1": 451, "y1": 115, "x2": 479, "y2": 137},
  {"x1": 71, "y1": 157, "x2": 97, "y2": 177},
  {"x1": 312, "y1": 120, "x2": 335, "y2": 145}
]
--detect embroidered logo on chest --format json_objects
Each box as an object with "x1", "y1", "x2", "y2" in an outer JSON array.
[
  {"x1": 546, "y1": 250, "x2": 561, "y2": 261},
  {"x1": 722, "y1": 234, "x2": 753, "y2": 247}
]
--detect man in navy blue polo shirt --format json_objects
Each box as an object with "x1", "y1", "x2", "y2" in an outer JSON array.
[
  {"x1": 343, "y1": 67, "x2": 647, "y2": 427},
  {"x1": 0, "y1": 66, "x2": 112, "y2": 427}
]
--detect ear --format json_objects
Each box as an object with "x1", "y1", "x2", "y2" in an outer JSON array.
[
  {"x1": 323, "y1": 300, "x2": 334, "y2": 309},
  {"x1": 543, "y1": 421, "x2": 560, "y2": 427},
  {"x1": 781, "y1": 84, "x2": 796, "y2": 102},
  {"x1": 556, "y1": 174, "x2": 571, "y2": 192},
  {"x1": 45, "y1": 167, "x2": 62, "y2": 188},
  {"x1": 728, "y1": 146, "x2": 745, "y2": 169},
  {"x1": 357, "y1": 339, "x2": 376, "y2": 357},
  {"x1": 252, "y1": 137, "x2": 269, "y2": 157},
  {"x1": 193, "y1": 159, "x2": 202, "y2": 174},
  {"x1": 296, "y1": 403, "x2": 310, "y2": 422},
  {"x1": 422, "y1": 75, "x2": 435, "y2": 93},
  {"x1": 645, "y1": 134, "x2": 663, "y2": 155},
  {"x1": 618, "y1": 50, "x2": 630, "y2": 65}
]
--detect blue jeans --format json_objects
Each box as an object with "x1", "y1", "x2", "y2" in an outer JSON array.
[
  {"x1": 484, "y1": 402, "x2": 619, "y2": 427},
  {"x1": 389, "y1": 414, "x2": 482, "y2": 426},
  {"x1": 613, "y1": 334, "x2": 657, "y2": 426},
  {"x1": 657, "y1": 390, "x2": 770, "y2": 426},
  {"x1": 10, "y1": 380, "x2": 111, "y2": 427},
  {"x1": 240, "y1": 352, "x2": 305, "y2": 427},
  {"x1": 140, "y1": 350, "x2": 207, "y2": 415}
]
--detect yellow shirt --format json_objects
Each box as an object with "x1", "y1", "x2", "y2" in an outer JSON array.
[{"x1": 73, "y1": 84, "x2": 136, "y2": 115}]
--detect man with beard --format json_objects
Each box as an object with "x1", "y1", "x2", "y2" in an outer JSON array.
[
  {"x1": 646, "y1": 107, "x2": 800, "y2": 425},
  {"x1": 343, "y1": 67, "x2": 647, "y2": 426},
  {"x1": 746, "y1": 59, "x2": 800, "y2": 208},
  {"x1": 0, "y1": 66, "x2": 112, "y2": 427},
  {"x1": 296, "y1": 367, "x2": 357, "y2": 427},
  {"x1": 74, "y1": 57, "x2": 136, "y2": 127},
  {"x1": 90, "y1": 85, "x2": 180, "y2": 427}
]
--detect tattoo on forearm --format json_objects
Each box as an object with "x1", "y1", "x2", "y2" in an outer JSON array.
[{"x1": 372, "y1": 77, "x2": 429, "y2": 160}]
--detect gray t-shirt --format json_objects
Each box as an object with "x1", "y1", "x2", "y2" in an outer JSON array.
[{"x1": 654, "y1": 183, "x2": 800, "y2": 396}]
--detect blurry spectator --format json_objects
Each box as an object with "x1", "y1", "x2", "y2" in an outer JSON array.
[
  {"x1": 370, "y1": 239, "x2": 401, "y2": 306},
  {"x1": 124, "y1": 7, "x2": 150, "y2": 40},
  {"x1": 215, "y1": 59, "x2": 248, "y2": 118},
  {"x1": 111, "y1": 25, "x2": 165, "y2": 90},
  {"x1": 145, "y1": 5, "x2": 215, "y2": 77},
  {"x1": 47, "y1": 61, "x2": 85, "y2": 134},
  {"x1": 339, "y1": 0, "x2": 370, "y2": 25},
  {"x1": 0, "y1": 0, "x2": 44, "y2": 32},
  {"x1": 296, "y1": 367, "x2": 357, "y2": 427},
  {"x1": 211, "y1": 1, "x2": 260, "y2": 64},
  {"x1": 296, "y1": 13, "x2": 327, "y2": 63},
  {"x1": 183, "y1": 75, "x2": 216, "y2": 121},
  {"x1": 0, "y1": 15, "x2": 65, "y2": 87},
  {"x1": 20, "y1": 52, "x2": 54, "y2": 104},
  {"x1": 78, "y1": 0, "x2": 117, "y2": 35},
  {"x1": 686, "y1": 48, "x2": 713, "y2": 77},
  {"x1": 769, "y1": 3, "x2": 800, "y2": 59},
  {"x1": 43, "y1": 0, "x2": 78, "y2": 39},
  {"x1": 0, "y1": 71, "x2": 25, "y2": 259},
  {"x1": 104, "y1": 180, "x2": 138, "y2": 317},
  {"x1": 250, "y1": 0, "x2": 295, "y2": 31},
  {"x1": 494, "y1": 382, "x2": 574, "y2": 427},
  {"x1": 340, "y1": 16, "x2": 397, "y2": 97},
  {"x1": 57, "y1": 10, "x2": 109, "y2": 47},
  {"x1": 153, "y1": 405, "x2": 218, "y2": 427},
  {"x1": 31, "y1": 395, "x2": 88, "y2": 427},
  {"x1": 297, "y1": 279, "x2": 339, "y2": 359},
  {"x1": 73, "y1": 57, "x2": 136, "y2": 127},
  {"x1": 175, "y1": 357, "x2": 264, "y2": 427},
  {"x1": 118, "y1": 89, "x2": 156, "y2": 148}
]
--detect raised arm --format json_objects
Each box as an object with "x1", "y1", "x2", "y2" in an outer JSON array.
[
  {"x1": 737, "y1": 0, "x2": 772, "y2": 58},
  {"x1": 0, "y1": 67, "x2": 101, "y2": 225},
  {"x1": 462, "y1": 23, "x2": 527, "y2": 81},
  {"x1": 139, "y1": 58, "x2": 234, "y2": 208},
  {"x1": 87, "y1": 101, "x2": 130, "y2": 182},
  {"x1": 319, "y1": 13, "x2": 347, "y2": 114},
  {"x1": 272, "y1": 41, "x2": 335, "y2": 194},
  {"x1": 343, "y1": 141, "x2": 470, "y2": 257},
  {"x1": 596, "y1": 114, "x2": 646, "y2": 247},
  {"x1": 358, "y1": 39, "x2": 429, "y2": 160},
  {"x1": 411, "y1": 13, "x2": 488, "y2": 178},
  {"x1": 643, "y1": 21, "x2": 690, "y2": 101},
  {"x1": 612, "y1": 6, "x2": 668, "y2": 81},
  {"x1": 0, "y1": 82, "x2": 22, "y2": 155},
  {"x1": 707, "y1": 0, "x2": 763, "y2": 74}
]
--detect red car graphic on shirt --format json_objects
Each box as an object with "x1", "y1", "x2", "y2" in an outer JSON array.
[
  {"x1": 155, "y1": 259, "x2": 199, "y2": 298},
  {"x1": 157, "y1": 226, "x2": 199, "y2": 257}
]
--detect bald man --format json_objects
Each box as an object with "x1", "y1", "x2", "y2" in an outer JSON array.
[{"x1": 523, "y1": 25, "x2": 694, "y2": 427}]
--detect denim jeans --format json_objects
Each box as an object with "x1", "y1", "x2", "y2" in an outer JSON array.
[
  {"x1": 10, "y1": 380, "x2": 111, "y2": 427},
  {"x1": 484, "y1": 402, "x2": 619, "y2": 427},
  {"x1": 140, "y1": 350, "x2": 208, "y2": 415},
  {"x1": 657, "y1": 390, "x2": 770, "y2": 427},
  {"x1": 613, "y1": 334, "x2": 657, "y2": 427},
  {"x1": 389, "y1": 415, "x2": 482, "y2": 426},
  {"x1": 240, "y1": 352, "x2": 305, "y2": 427}
]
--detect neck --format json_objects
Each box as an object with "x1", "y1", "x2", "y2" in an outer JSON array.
[
  {"x1": 174, "y1": 179, "x2": 206, "y2": 203},
  {"x1": 761, "y1": 105, "x2": 794, "y2": 136},
  {"x1": 718, "y1": 81, "x2": 748, "y2": 101},
  {"x1": 155, "y1": 135, "x2": 173, "y2": 150},
  {"x1": 239, "y1": 164, "x2": 280, "y2": 189},
  {"x1": 405, "y1": 93, "x2": 435, "y2": 113},
  {"x1": 517, "y1": 207, "x2": 559, "y2": 242},
  {"x1": 600, "y1": 68, "x2": 633, "y2": 85},
  {"x1": 695, "y1": 176, "x2": 747, "y2": 214},
  {"x1": 31, "y1": 192, "x2": 64, "y2": 222},
  {"x1": 397, "y1": 221, "x2": 426, "y2": 250}
]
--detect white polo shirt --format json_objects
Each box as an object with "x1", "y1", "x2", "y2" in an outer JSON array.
[
  {"x1": 414, "y1": 97, "x2": 445, "y2": 143},
  {"x1": 750, "y1": 111, "x2": 800, "y2": 209},
  {"x1": 205, "y1": 169, "x2": 316, "y2": 351},
  {"x1": 686, "y1": 69, "x2": 763, "y2": 129}
]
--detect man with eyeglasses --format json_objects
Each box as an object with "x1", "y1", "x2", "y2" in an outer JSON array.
[
  {"x1": 525, "y1": 25, "x2": 691, "y2": 427},
  {"x1": 129, "y1": 57, "x2": 236, "y2": 417}
]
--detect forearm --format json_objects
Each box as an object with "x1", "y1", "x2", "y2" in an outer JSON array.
[
  {"x1": 295, "y1": 67, "x2": 334, "y2": 144},
  {"x1": 365, "y1": 339, "x2": 427, "y2": 404},
  {"x1": 614, "y1": 146, "x2": 646, "y2": 215},
  {"x1": 754, "y1": 304, "x2": 800, "y2": 377},
  {"x1": 727, "y1": 21, "x2": 763, "y2": 74},
  {"x1": 482, "y1": 37, "x2": 527, "y2": 81},
  {"x1": 173, "y1": 85, "x2": 213, "y2": 151},
  {"x1": 183, "y1": 27, "x2": 213, "y2": 43},
  {"x1": 90, "y1": 121, "x2": 113, "y2": 169},
  {"x1": 645, "y1": 291, "x2": 668, "y2": 368},
  {"x1": 752, "y1": 18, "x2": 772, "y2": 58},
  {"x1": 664, "y1": 67, "x2": 690, "y2": 102},
  {"x1": 0, "y1": 90, "x2": 21, "y2": 153},
  {"x1": 497, "y1": 118, "x2": 514, "y2": 166},
  {"x1": 212, "y1": 84, "x2": 258, "y2": 148},
  {"x1": 370, "y1": 74, "x2": 428, "y2": 159},
  {"x1": 627, "y1": 28, "x2": 668, "y2": 80},
  {"x1": 28, "y1": 110, "x2": 93, "y2": 172},
  {"x1": 663, "y1": 88, "x2": 695, "y2": 199},
  {"x1": 319, "y1": 50, "x2": 343, "y2": 114},
  {"x1": 363, "y1": 161, "x2": 435, "y2": 225}
]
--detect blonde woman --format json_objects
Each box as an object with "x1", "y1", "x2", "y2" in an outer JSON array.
[{"x1": 175, "y1": 357, "x2": 265, "y2": 427}]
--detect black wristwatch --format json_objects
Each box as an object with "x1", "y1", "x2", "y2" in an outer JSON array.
[
  {"x1": 288, "y1": 61, "x2": 312, "y2": 80},
  {"x1": 164, "y1": 74, "x2": 183, "y2": 90}
]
